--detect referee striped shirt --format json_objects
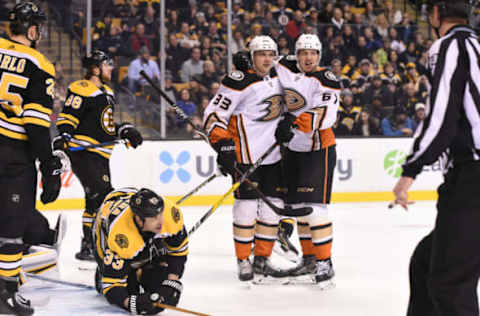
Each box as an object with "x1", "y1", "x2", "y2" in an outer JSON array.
[{"x1": 402, "y1": 25, "x2": 480, "y2": 178}]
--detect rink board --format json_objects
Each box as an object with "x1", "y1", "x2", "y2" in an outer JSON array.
[{"x1": 36, "y1": 138, "x2": 443, "y2": 210}]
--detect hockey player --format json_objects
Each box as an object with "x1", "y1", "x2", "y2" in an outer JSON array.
[
  {"x1": 93, "y1": 188, "x2": 187, "y2": 315},
  {"x1": 55, "y1": 50, "x2": 143, "y2": 261},
  {"x1": 274, "y1": 34, "x2": 340, "y2": 287},
  {"x1": 0, "y1": 2, "x2": 69, "y2": 315},
  {"x1": 203, "y1": 36, "x2": 287, "y2": 281}
]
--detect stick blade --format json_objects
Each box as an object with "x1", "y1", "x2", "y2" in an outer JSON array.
[{"x1": 276, "y1": 206, "x2": 313, "y2": 217}]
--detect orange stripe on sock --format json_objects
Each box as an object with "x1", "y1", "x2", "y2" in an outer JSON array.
[
  {"x1": 234, "y1": 241, "x2": 252, "y2": 260},
  {"x1": 314, "y1": 240, "x2": 332, "y2": 261},
  {"x1": 254, "y1": 239, "x2": 274, "y2": 257},
  {"x1": 299, "y1": 239, "x2": 315, "y2": 256}
]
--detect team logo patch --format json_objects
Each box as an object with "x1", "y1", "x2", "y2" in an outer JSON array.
[
  {"x1": 80, "y1": 81, "x2": 88, "y2": 87},
  {"x1": 171, "y1": 206, "x2": 181, "y2": 223},
  {"x1": 229, "y1": 71, "x2": 244, "y2": 81},
  {"x1": 115, "y1": 234, "x2": 129, "y2": 249},
  {"x1": 324, "y1": 70, "x2": 339, "y2": 82},
  {"x1": 101, "y1": 105, "x2": 116, "y2": 135}
]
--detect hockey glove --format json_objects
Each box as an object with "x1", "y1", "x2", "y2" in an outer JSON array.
[
  {"x1": 39, "y1": 156, "x2": 63, "y2": 204},
  {"x1": 213, "y1": 139, "x2": 237, "y2": 176},
  {"x1": 52, "y1": 133, "x2": 72, "y2": 151},
  {"x1": 128, "y1": 292, "x2": 163, "y2": 315},
  {"x1": 157, "y1": 279, "x2": 183, "y2": 307},
  {"x1": 275, "y1": 112, "x2": 297, "y2": 144},
  {"x1": 233, "y1": 51, "x2": 252, "y2": 72},
  {"x1": 118, "y1": 123, "x2": 143, "y2": 148}
]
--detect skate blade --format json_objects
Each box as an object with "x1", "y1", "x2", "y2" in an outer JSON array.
[
  {"x1": 288, "y1": 275, "x2": 316, "y2": 285},
  {"x1": 252, "y1": 274, "x2": 290, "y2": 285},
  {"x1": 272, "y1": 242, "x2": 301, "y2": 264},
  {"x1": 314, "y1": 279, "x2": 335, "y2": 291}
]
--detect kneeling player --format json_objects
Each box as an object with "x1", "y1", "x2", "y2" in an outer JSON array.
[{"x1": 93, "y1": 188, "x2": 187, "y2": 315}]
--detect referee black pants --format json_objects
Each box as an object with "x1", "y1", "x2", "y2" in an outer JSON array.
[{"x1": 407, "y1": 162, "x2": 480, "y2": 316}]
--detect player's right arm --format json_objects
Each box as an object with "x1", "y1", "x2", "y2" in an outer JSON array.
[{"x1": 202, "y1": 71, "x2": 246, "y2": 145}]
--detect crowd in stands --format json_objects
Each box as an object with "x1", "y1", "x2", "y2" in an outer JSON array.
[{"x1": 11, "y1": 0, "x2": 480, "y2": 138}]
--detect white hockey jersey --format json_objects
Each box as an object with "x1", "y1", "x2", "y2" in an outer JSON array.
[
  {"x1": 275, "y1": 56, "x2": 340, "y2": 152},
  {"x1": 203, "y1": 69, "x2": 282, "y2": 165}
]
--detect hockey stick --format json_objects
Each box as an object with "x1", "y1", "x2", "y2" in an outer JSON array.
[
  {"x1": 188, "y1": 143, "x2": 278, "y2": 235},
  {"x1": 68, "y1": 139, "x2": 127, "y2": 152},
  {"x1": 141, "y1": 71, "x2": 312, "y2": 217},
  {"x1": 154, "y1": 302, "x2": 210, "y2": 316},
  {"x1": 139, "y1": 70, "x2": 209, "y2": 142},
  {"x1": 25, "y1": 272, "x2": 95, "y2": 290},
  {"x1": 176, "y1": 172, "x2": 220, "y2": 205}
]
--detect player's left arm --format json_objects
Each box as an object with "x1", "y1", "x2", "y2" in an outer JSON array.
[
  {"x1": 294, "y1": 70, "x2": 341, "y2": 133},
  {"x1": 23, "y1": 68, "x2": 56, "y2": 162},
  {"x1": 163, "y1": 225, "x2": 188, "y2": 279}
]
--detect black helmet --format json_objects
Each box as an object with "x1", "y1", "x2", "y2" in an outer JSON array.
[
  {"x1": 423, "y1": 0, "x2": 471, "y2": 21},
  {"x1": 129, "y1": 188, "x2": 164, "y2": 219},
  {"x1": 82, "y1": 50, "x2": 112, "y2": 69},
  {"x1": 9, "y1": 2, "x2": 47, "y2": 36}
]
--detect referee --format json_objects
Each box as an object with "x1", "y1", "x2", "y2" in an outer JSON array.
[{"x1": 392, "y1": 1, "x2": 480, "y2": 315}]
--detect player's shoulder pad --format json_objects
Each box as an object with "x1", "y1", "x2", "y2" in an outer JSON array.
[
  {"x1": 278, "y1": 55, "x2": 300, "y2": 73},
  {"x1": 221, "y1": 70, "x2": 262, "y2": 91},
  {"x1": 310, "y1": 68, "x2": 341, "y2": 90},
  {"x1": 161, "y1": 198, "x2": 184, "y2": 235},
  {"x1": 107, "y1": 208, "x2": 146, "y2": 260},
  {"x1": 0, "y1": 38, "x2": 55, "y2": 77},
  {"x1": 68, "y1": 79, "x2": 101, "y2": 97}
]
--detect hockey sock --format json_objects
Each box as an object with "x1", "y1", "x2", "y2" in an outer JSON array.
[
  {"x1": 311, "y1": 222, "x2": 333, "y2": 261},
  {"x1": 233, "y1": 223, "x2": 254, "y2": 260},
  {"x1": 81, "y1": 209, "x2": 97, "y2": 240},
  {"x1": 253, "y1": 221, "x2": 278, "y2": 257},
  {"x1": 0, "y1": 243, "x2": 22, "y2": 290},
  {"x1": 297, "y1": 221, "x2": 315, "y2": 256}
]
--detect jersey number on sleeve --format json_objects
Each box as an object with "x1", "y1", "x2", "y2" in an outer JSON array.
[
  {"x1": 0, "y1": 72, "x2": 29, "y2": 116},
  {"x1": 64, "y1": 94, "x2": 83, "y2": 109},
  {"x1": 104, "y1": 249, "x2": 125, "y2": 270},
  {"x1": 212, "y1": 94, "x2": 232, "y2": 110}
]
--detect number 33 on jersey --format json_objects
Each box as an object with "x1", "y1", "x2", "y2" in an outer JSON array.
[{"x1": 203, "y1": 70, "x2": 282, "y2": 165}]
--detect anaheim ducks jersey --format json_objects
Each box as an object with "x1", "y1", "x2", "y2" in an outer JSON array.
[
  {"x1": 93, "y1": 188, "x2": 188, "y2": 306},
  {"x1": 56, "y1": 80, "x2": 117, "y2": 159},
  {"x1": 0, "y1": 37, "x2": 55, "y2": 162},
  {"x1": 203, "y1": 69, "x2": 282, "y2": 165},
  {"x1": 275, "y1": 56, "x2": 340, "y2": 152}
]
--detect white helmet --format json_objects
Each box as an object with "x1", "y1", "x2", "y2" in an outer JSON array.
[
  {"x1": 249, "y1": 35, "x2": 278, "y2": 59},
  {"x1": 295, "y1": 33, "x2": 322, "y2": 60}
]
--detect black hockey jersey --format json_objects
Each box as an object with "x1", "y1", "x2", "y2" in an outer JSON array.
[
  {"x1": 56, "y1": 79, "x2": 117, "y2": 159},
  {"x1": 0, "y1": 37, "x2": 55, "y2": 162},
  {"x1": 93, "y1": 188, "x2": 188, "y2": 308}
]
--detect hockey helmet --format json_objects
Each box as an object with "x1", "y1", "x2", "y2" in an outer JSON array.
[
  {"x1": 422, "y1": 0, "x2": 471, "y2": 21},
  {"x1": 295, "y1": 34, "x2": 322, "y2": 60},
  {"x1": 82, "y1": 50, "x2": 113, "y2": 69},
  {"x1": 248, "y1": 35, "x2": 278, "y2": 60},
  {"x1": 9, "y1": 2, "x2": 47, "y2": 36},
  {"x1": 130, "y1": 188, "x2": 165, "y2": 219}
]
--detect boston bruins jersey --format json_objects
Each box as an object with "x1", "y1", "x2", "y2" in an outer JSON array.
[
  {"x1": 93, "y1": 188, "x2": 188, "y2": 307},
  {"x1": 56, "y1": 80, "x2": 117, "y2": 159},
  {"x1": 203, "y1": 69, "x2": 282, "y2": 165},
  {"x1": 0, "y1": 37, "x2": 55, "y2": 162},
  {"x1": 275, "y1": 56, "x2": 340, "y2": 152}
]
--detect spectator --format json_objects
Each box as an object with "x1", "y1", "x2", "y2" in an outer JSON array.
[
  {"x1": 364, "y1": 26, "x2": 382, "y2": 54},
  {"x1": 389, "y1": 27, "x2": 406, "y2": 53},
  {"x1": 362, "y1": 74, "x2": 394, "y2": 108},
  {"x1": 412, "y1": 102, "x2": 426, "y2": 132},
  {"x1": 286, "y1": 10, "x2": 307, "y2": 40},
  {"x1": 352, "y1": 59, "x2": 375, "y2": 88},
  {"x1": 175, "y1": 89, "x2": 197, "y2": 128},
  {"x1": 337, "y1": 89, "x2": 361, "y2": 134},
  {"x1": 141, "y1": 5, "x2": 158, "y2": 39},
  {"x1": 130, "y1": 23, "x2": 152, "y2": 54},
  {"x1": 263, "y1": 10, "x2": 281, "y2": 35},
  {"x1": 342, "y1": 55, "x2": 358, "y2": 78},
  {"x1": 342, "y1": 24, "x2": 357, "y2": 52},
  {"x1": 99, "y1": 25, "x2": 132, "y2": 57},
  {"x1": 181, "y1": 47, "x2": 204, "y2": 83},
  {"x1": 166, "y1": 34, "x2": 191, "y2": 81},
  {"x1": 193, "y1": 60, "x2": 220, "y2": 96},
  {"x1": 404, "y1": 62, "x2": 420, "y2": 84},
  {"x1": 381, "y1": 62, "x2": 402, "y2": 86},
  {"x1": 231, "y1": 29, "x2": 246, "y2": 54},
  {"x1": 232, "y1": 0, "x2": 246, "y2": 26},
  {"x1": 318, "y1": 2, "x2": 334, "y2": 23},
  {"x1": 193, "y1": 11, "x2": 209, "y2": 36},
  {"x1": 306, "y1": 7, "x2": 320, "y2": 35},
  {"x1": 272, "y1": 0, "x2": 294, "y2": 27},
  {"x1": 375, "y1": 37, "x2": 391, "y2": 68},
  {"x1": 0, "y1": 22, "x2": 8, "y2": 39},
  {"x1": 355, "y1": 36, "x2": 370, "y2": 62},
  {"x1": 164, "y1": 72, "x2": 177, "y2": 107},
  {"x1": 331, "y1": 8, "x2": 344, "y2": 33},
  {"x1": 384, "y1": 0, "x2": 402, "y2": 25},
  {"x1": 352, "y1": 109, "x2": 381, "y2": 136},
  {"x1": 381, "y1": 106, "x2": 414, "y2": 136},
  {"x1": 278, "y1": 34, "x2": 292, "y2": 55},
  {"x1": 127, "y1": 46, "x2": 160, "y2": 94}
]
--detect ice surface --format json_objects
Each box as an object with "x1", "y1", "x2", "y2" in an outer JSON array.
[{"x1": 21, "y1": 201, "x2": 438, "y2": 316}]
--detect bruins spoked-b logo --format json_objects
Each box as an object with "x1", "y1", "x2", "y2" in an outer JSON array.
[
  {"x1": 101, "y1": 105, "x2": 116, "y2": 135},
  {"x1": 171, "y1": 206, "x2": 181, "y2": 223},
  {"x1": 115, "y1": 234, "x2": 129, "y2": 249}
]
